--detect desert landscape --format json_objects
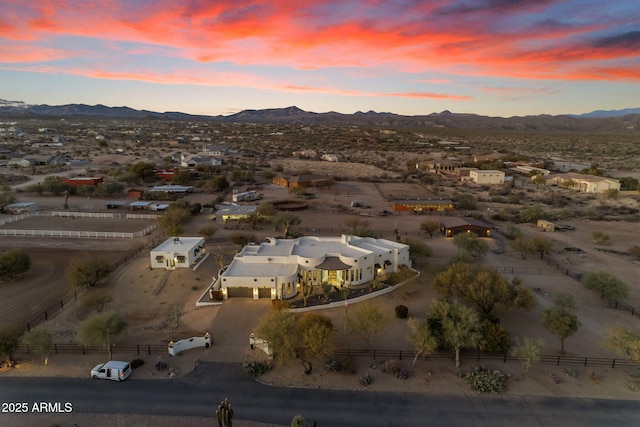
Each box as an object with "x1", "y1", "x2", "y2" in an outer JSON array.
[{"x1": 1, "y1": 114, "x2": 640, "y2": 427}]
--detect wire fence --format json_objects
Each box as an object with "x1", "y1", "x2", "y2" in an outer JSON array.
[{"x1": 329, "y1": 348, "x2": 639, "y2": 369}]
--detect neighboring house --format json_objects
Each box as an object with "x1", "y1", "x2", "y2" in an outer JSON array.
[
  {"x1": 552, "y1": 172, "x2": 621, "y2": 193},
  {"x1": 180, "y1": 154, "x2": 222, "y2": 168},
  {"x1": 214, "y1": 205, "x2": 258, "y2": 222},
  {"x1": 4, "y1": 202, "x2": 38, "y2": 214},
  {"x1": 509, "y1": 165, "x2": 551, "y2": 176},
  {"x1": 214, "y1": 235, "x2": 411, "y2": 300},
  {"x1": 8, "y1": 157, "x2": 35, "y2": 168},
  {"x1": 150, "y1": 237, "x2": 205, "y2": 270},
  {"x1": 392, "y1": 197, "x2": 454, "y2": 212},
  {"x1": 417, "y1": 159, "x2": 462, "y2": 173},
  {"x1": 440, "y1": 217, "x2": 492, "y2": 237},
  {"x1": 201, "y1": 146, "x2": 229, "y2": 156},
  {"x1": 272, "y1": 174, "x2": 332, "y2": 188},
  {"x1": 321, "y1": 154, "x2": 339, "y2": 162},
  {"x1": 473, "y1": 152, "x2": 504, "y2": 163},
  {"x1": 64, "y1": 177, "x2": 104, "y2": 186},
  {"x1": 467, "y1": 169, "x2": 505, "y2": 185}
]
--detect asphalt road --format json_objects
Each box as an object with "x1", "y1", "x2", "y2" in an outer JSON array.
[{"x1": 1, "y1": 362, "x2": 638, "y2": 426}]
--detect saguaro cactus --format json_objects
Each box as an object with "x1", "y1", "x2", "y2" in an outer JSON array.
[{"x1": 216, "y1": 397, "x2": 234, "y2": 427}]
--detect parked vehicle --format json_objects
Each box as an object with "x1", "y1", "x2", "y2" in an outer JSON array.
[{"x1": 91, "y1": 361, "x2": 132, "y2": 381}]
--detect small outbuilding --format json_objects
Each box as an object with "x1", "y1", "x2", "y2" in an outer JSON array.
[
  {"x1": 4, "y1": 202, "x2": 39, "y2": 214},
  {"x1": 150, "y1": 237, "x2": 205, "y2": 270},
  {"x1": 440, "y1": 217, "x2": 492, "y2": 237}
]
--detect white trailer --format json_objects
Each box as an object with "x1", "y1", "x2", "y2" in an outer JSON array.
[{"x1": 232, "y1": 190, "x2": 263, "y2": 202}]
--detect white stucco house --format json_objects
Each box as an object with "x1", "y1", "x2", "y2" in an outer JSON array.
[
  {"x1": 467, "y1": 169, "x2": 505, "y2": 185},
  {"x1": 150, "y1": 237, "x2": 205, "y2": 270},
  {"x1": 213, "y1": 235, "x2": 411, "y2": 300},
  {"x1": 552, "y1": 172, "x2": 621, "y2": 193}
]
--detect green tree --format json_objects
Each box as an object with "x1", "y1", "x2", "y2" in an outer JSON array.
[
  {"x1": 501, "y1": 222, "x2": 522, "y2": 240},
  {"x1": 429, "y1": 298, "x2": 480, "y2": 368},
  {"x1": 434, "y1": 264, "x2": 535, "y2": 318},
  {"x1": 603, "y1": 327, "x2": 640, "y2": 365},
  {"x1": 0, "y1": 248, "x2": 31, "y2": 280},
  {"x1": 347, "y1": 303, "x2": 389, "y2": 350},
  {"x1": 277, "y1": 213, "x2": 301, "y2": 239},
  {"x1": 83, "y1": 288, "x2": 112, "y2": 313},
  {"x1": 67, "y1": 258, "x2": 112, "y2": 288},
  {"x1": 42, "y1": 176, "x2": 67, "y2": 196},
  {"x1": 297, "y1": 313, "x2": 336, "y2": 374},
  {"x1": 156, "y1": 205, "x2": 192, "y2": 236},
  {"x1": 210, "y1": 175, "x2": 230, "y2": 191},
  {"x1": 255, "y1": 309, "x2": 297, "y2": 364},
  {"x1": 519, "y1": 205, "x2": 545, "y2": 223},
  {"x1": 512, "y1": 237, "x2": 532, "y2": 260},
  {"x1": 452, "y1": 232, "x2": 488, "y2": 257},
  {"x1": 541, "y1": 293, "x2": 580, "y2": 355},
  {"x1": 402, "y1": 238, "x2": 432, "y2": 261},
  {"x1": 94, "y1": 180, "x2": 124, "y2": 197},
  {"x1": 478, "y1": 320, "x2": 510, "y2": 353},
  {"x1": 510, "y1": 336, "x2": 544, "y2": 373},
  {"x1": 407, "y1": 317, "x2": 438, "y2": 367},
  {"x1": 0, "y1": 324, "x2": 24, "y2": 364},
  {"x1": 457, "y1": 194, "x2": 477, "y2": 210},
  {"x1": 420, "y1": 220, "x2": 440, "y2": 238},
  {"x1": 291, "y1": 415, "x2": 307, "y2": 427},
  {"x1": 0, "y1": 193, "x2": 17, "y2": 212},
  {"x1": 20, "y1": 328, "x2": 52, "y2": 365},
  {"x1": 78, "y1": 311, "x2": 127, "y2": 359},
  {"x1": 529, "y1": 236, "x2": 553, "y2": 260},
  {"x1": 129, "y1": 162, "x2": 156, "y2": 181},
  {"x1": 582, "y1": 271, "x2": 629, "y2": 302},
  {"x1": 171, "y1": 169, "x2": 193, "y2": 186}
]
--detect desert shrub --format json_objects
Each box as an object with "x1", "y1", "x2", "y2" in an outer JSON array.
[
  {"x1": 395, "y1": 305, "x2": 409, "y2": 319},
  {"x1": 464, "y1": 366, "x2": 507, "y2": 393},
  {"x1": 325, "y1": 357, "x2": 356, "y2": 374},
  {"x1": 359, "y1": 374, "x2": 372, "y2": 386},
  {"x1": 386, "y1": 265, "x2": 417, "y2": 284},
  {"x1": 383, "y1": 359, "x2": 398, "y2": 374},
  {"x1": 131, "y1": 358, "x2": 145, "y2": 369},
  {"x1": 243, "y1": 360, "x2": 272, "y2": 377},
  {"x1": 271, "y1": 299, "x2": 292, "y2": 311},
  {"x1": 394, "y1": 367, "x2": 409, "y2": 380}
]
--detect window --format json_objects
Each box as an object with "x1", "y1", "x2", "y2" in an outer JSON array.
[
  {"x1": 155, "y1": 256, "x2": 164, "y2": 263},
  {"x1": 176, "y1": 256, "x2": 186, "y2": 263}
]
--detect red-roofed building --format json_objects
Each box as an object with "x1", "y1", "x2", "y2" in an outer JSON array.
[{"x1": 63, "y1": 177, "x2": 104, "y2": 186}]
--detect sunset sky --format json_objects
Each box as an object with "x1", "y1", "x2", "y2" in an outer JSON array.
[{"x1": 1, "y1": 0, "x2": 638, "y2": 117}]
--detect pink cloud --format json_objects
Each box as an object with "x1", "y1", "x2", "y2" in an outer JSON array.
[{"x1": 1, "y1": 0, "x2": 638, "y2": 84}]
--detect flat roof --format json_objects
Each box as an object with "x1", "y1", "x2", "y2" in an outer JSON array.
[
  {"x1": 6, "y1": 202, "x2": 38, "y2": 207},
  {"x1": 152, "y1": 237, "x2": 204, "y2": 253},
  {"x1": 150, "y1": 185, "x2": 193, "y2": 192},
  {"x1": 130, "y1": 201, "x2": 151, "y2": 207},
  {"x1": 224, "y1": 260, "x2": 299, "y2": 277}
]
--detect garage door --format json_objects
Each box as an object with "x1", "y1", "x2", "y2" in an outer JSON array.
[
  {"x1": 226, "y1": 287, "x2": 253, "y2": 298},
  {"x1": 258, "y1": 287, "x2": 271, "y2": 298}
]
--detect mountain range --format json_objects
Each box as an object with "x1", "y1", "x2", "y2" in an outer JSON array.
[{"x1": 0, "y1": 100, "x2": 639, "y2": 133}]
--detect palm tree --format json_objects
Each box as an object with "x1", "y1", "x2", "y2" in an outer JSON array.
[{"x1": 276, "y1": 213, "x2": 301, "y2": 238}]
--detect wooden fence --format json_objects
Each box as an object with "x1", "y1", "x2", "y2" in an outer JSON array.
[{"x1": 16, "y1": 343, "x2": 167, "y2": 356}]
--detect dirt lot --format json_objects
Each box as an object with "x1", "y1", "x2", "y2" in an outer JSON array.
[{"x1": 0, "y1": 213, "x2": 156, "y2": 326}]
